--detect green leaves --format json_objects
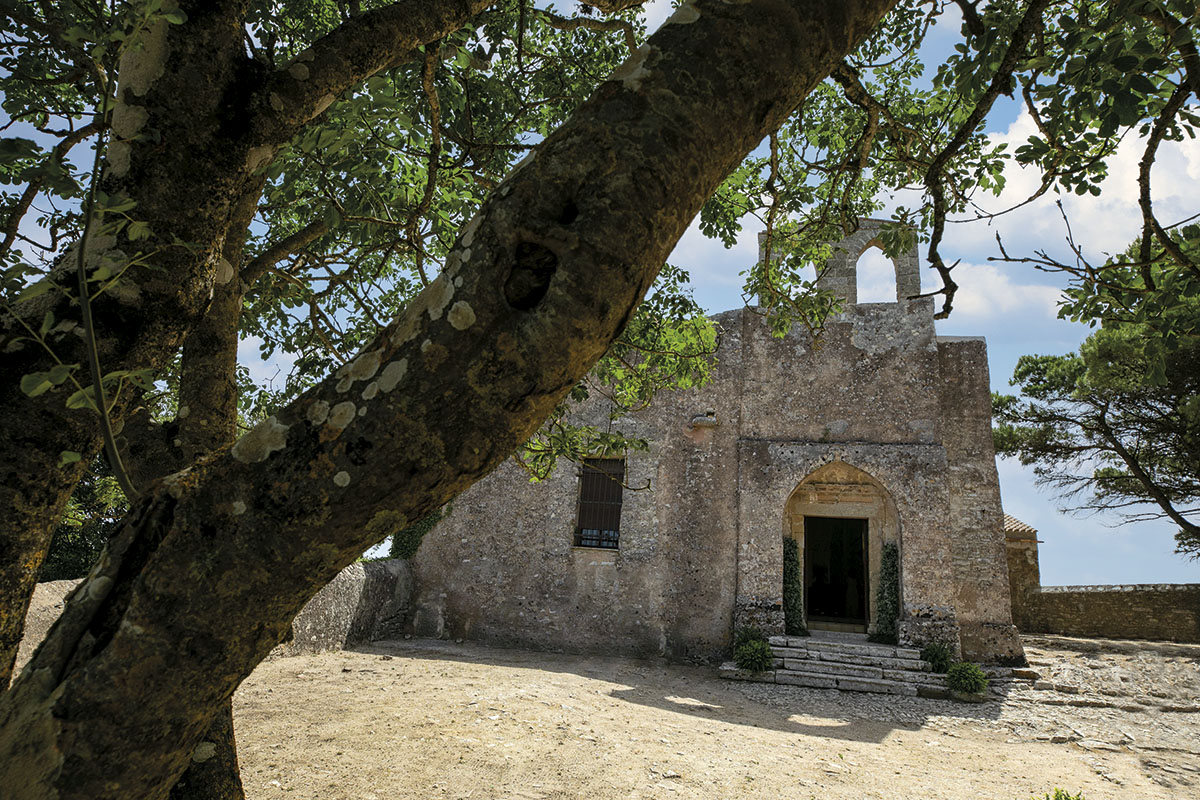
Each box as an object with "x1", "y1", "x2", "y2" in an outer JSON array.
[
  {"x1": 20, "y1": 363, "x2": 79, "y2": 397},
  {"x1": 0, "y1": 138, "x2": 40, "y2": 165}
]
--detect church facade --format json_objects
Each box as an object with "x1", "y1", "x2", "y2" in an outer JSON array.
[{"x1": 406, "y1": 221, "x2": 1025, "y2": 664}]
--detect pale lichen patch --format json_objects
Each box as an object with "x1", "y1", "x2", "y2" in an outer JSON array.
[
  {"x1": 447, "y1": 301, "x2": 476, "y2": 330},
  {"x1": 328, "y1": 401, "x2": 356, "y2": 430},
  {"x1": 269, "y1": 93, "x2": 285, "y2": 112},
  {"x1": 192, "y1": 742, "x2": 218, "y2": 763},
  {"x1": 610, "y1": 44, "x2": 657, "y2": 91},
  {"x1": 426, "y1": 276, "x2": 456, "y2": 321},
  {"x1": 246, "y1": 145, "x2": 275, "y2": 173},
  {"x1": 231, "y1": 500, "x2": 247, "y2": 516},
  {"x1": 420, "y1": 339, "x2": 433, "y2": 352},
  {"x1": 333, "y1": 471, "x2": 351, "y2": 487},
  {"x1": 461, "y1": 213, "x2": 482, "y2": 248},
  {"x1": 178, "y1": 405, "x2": 190, "y2": 419},
  {"x1": 378, "y1": 358, "x2": 408, "y2": 393},
  {"x1": 215, "y1": 257, "x2": 235, "y2": 285},
  {"x1": 313, "y1": 93, "x2": 337, "y2": 115},
  {"x1": 83, "y1": 575, "x2": 114, "y2": 601},
  {"x1": 288, "y1": 62, "x2": 310, "y2": 81},
  {"x1": 361, "y1": 381, "x2": 379, "y2": 400},
  {"x1": 120, "y1": 12, "x2": 170, "y2": 97},
  {"x1": 112, "y1": 102, "x2": 149, "y2": 140},
  {"x1": 161, "y1": 466, "x2": 192, "y2": 497},
  {"x1": 120, "y1": 619, "x2": 146, "y2": 635},
  {"x1": 107, "y1": 140, "x2": 132, "y2": 177},
  {"x1": 306, "y1": 400, "x2": 330, "y2": 425},
  {"x1": 231, "y1": 416, "x2": 290, "y2": 463},
  {"x1": 348, "y1": 349, "x2": 382, "y2": 382}
]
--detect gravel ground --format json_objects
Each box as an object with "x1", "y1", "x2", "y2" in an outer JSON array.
[{"x1": 232, "y1": 635, "x2": 1200, "y2": 800}]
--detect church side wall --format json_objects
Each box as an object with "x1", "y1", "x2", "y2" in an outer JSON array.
[
  {"x1": 404, "y1": 312, "x2": 746, "y2": 662},
  {"x1": 935, "y1": 337, "x2": 1024, "y2": 663}
]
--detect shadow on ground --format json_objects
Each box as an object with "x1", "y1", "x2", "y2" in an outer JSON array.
[{"x1": 350, "y1": 637, "x2": 1009, "y2": 744}]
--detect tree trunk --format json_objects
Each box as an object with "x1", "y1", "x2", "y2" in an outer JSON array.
[
  {"x1": 168, "y1": 700, "x2": 243, "y2": 800},
  {"x1": 168, "y1": 208, "x2": 254, "y2": 800},
  {"x1": 0, "y1": 3, "x2": 898, "y2": 797},
  {"x1": 0, "y1": 0, "x2": 490, "y2": 688}
]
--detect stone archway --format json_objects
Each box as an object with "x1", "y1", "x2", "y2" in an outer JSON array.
[{"x1": 785, "y1": 461, "x2": 900, "y2": 635}]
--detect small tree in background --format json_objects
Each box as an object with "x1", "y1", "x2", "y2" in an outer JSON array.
[
  {"x1": 389, "y1": 506, "x2": 450, "y2": 560},
  {"x1": 994, "y1": 299, "x2": 1200, "y2": 558}
]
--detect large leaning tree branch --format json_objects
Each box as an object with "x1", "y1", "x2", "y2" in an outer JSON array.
[
  {"x1": 0, "y1": 1, "x2": 898, "y2": 796},
  {"x1": 0, "y1": 0, "x2": 493, "y2": 687}
]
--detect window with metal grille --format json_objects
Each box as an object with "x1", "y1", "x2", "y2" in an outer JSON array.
[{"x1": 575, "y1": 457, "x2": 625, "y2": 549}]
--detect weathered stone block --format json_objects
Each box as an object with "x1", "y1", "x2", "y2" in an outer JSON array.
[
  {"x1": 275, "y1": 559, "x2": 410, "y2": 656},
  {"x1": 776, "y1": 670, "x2": 837, "y2": 688}
]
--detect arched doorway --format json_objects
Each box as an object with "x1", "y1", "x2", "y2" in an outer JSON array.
[{"x1": 785, "y1": 462, "x2": 899, "y2": 634}]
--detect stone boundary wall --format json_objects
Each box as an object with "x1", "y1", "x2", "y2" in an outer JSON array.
[
  {"x1": 274, "y1": 558, "x2": 413, "y2": 656},
  {"x1": 19, "y1": 559, "x2": 413, "y2": 671},
  {"x1": 1021, "y1": 584, "x2": 1200, "y2": 643}
]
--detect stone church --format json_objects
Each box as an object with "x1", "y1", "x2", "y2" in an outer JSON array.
[{"x1": 407, "y1": 220, "x2": 1025, "y2": 665}]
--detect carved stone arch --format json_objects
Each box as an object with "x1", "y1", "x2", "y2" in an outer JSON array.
[
  {"x1": 817, "y1": 219, "x2": 921, "y2": 305},
  {"x1": 784, "y1": 461, "x2": 900, "y2": 634}
]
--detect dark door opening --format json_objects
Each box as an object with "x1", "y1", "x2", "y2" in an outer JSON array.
[{"x1": 804, "y1": 516, "x2": 868, "y2": 629}]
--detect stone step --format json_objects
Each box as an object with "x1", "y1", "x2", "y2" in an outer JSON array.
[
  {"x1": 796, "y1": 648, "x2": 930, "y2": 672},
  {"x1": 768, "y1": 636, "x2": 921, "y2": 661},
  {"x1": 769, "y1": 645, "x2": 928, "y2": 672},
  {"x1": 782, "y1": 658, "x2": 884, "y2": 679},
  {"x1": 777, "y1": 669, "x2": 919, "y2": 696}
]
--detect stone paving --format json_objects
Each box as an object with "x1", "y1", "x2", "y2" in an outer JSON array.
[{"x1": 730, "y1": 633, "x2": 1200, "y2": 792}]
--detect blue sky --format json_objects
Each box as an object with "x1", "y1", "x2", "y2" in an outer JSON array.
[{"x1": 640, "y1": 1, "x2": 1200, "y2": 585}]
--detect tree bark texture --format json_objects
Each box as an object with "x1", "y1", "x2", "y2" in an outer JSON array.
[
  {"x1": 167, "y1": 199, "x2": 256, "y2": 800},
  {"x1": 0, "y1": 0, "x2": 490, "y2": 688},
  {"x1": 0, "y1": 1, "x2": 898, "y2": 797}
]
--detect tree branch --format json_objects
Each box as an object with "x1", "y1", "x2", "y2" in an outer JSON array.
[
  {"x1": 536, "y1": 7, "x2": 638, "y2": 54},
  {"x1": 241, "y1": 220, "x2": 331, "y2": 287},
  {"x1": 0, "y1": 121, "x2": 104, "y2": 263},
  {"x1": 923, "y1": 0, "x2": 1052, "y2": 318},
  {"x1": 249, "y1": 0, "x2": 493, "y2": 147},
  {"x1": 1137, "y1": 82, "x2": 1197, "y2": 279}
]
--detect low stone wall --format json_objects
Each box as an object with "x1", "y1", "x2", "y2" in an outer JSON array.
[
  {"x1": 1020, "y1": 584, "x2": 1200, "y2": 643},
  {"x1": 20, "y1": 559, "x2": 413, "y2": 671},
  {"x1": 274, "y1": 559, "x2": 413, "y2": 656}
]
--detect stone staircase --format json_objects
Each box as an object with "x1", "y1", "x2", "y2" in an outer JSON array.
[{"x1": 720, "y1": 633, "x2": 951, "y2": 697}]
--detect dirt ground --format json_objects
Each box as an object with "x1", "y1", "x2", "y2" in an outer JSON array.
[
  {"x1": 232, "y1": 637, "x2": 1200, "y2": 800},
  {"x1": 16, "y1": 585, "x2": 1200, "y2": 799}
]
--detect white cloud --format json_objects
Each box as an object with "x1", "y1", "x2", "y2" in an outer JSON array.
[
  {"x1": 947, "y1": 261, "x2": 1064, "y2": 321},
  {"x1": 667, "y1": 216, "x2": 758, "y2": 313},
  {"x1": 942, "y1": 105, "x2": 1200, "y2": 264}
]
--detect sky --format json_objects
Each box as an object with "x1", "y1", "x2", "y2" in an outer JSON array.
[{"x1": 637, "y1": 1, "x2": 1200, "y2": 585}]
